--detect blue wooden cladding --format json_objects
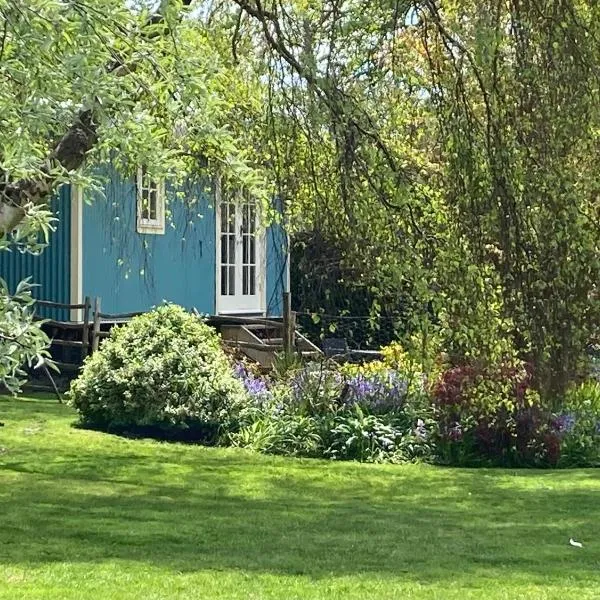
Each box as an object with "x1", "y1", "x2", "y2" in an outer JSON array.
[
  {"x1": 0, "y1": 168, "x2": 287, "y2": 320},
  {"x1": 266, "y1": 219, "x2": 287, "y2": 316},
  {"x1": 0, "y1": 186, "x2": 72, "y2": 321},
  {"x1": 82, "y1": 170, "x2": 218, "y2": 315}
]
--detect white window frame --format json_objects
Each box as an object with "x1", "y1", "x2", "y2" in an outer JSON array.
[{"x1": 136, "y1": 167, "x2": 165, "y2": 234}]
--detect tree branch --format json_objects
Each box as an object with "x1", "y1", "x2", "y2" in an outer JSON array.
[
  {"x1": 232, "y1": 0, "x2": 413, "y2": 188},
  {"x1": 0, "y1": 0, "x2": 194, "y2": 235}
]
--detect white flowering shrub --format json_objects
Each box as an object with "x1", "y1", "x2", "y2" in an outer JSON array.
[{"x1": 68, "y1": 304, "x2": 248, "y2": 440}]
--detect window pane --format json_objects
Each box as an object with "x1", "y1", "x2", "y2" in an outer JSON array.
[
  {"x1": 149, "y1": 189, "x2": 157, "y2": 221},
  {"x1": 228, "y1": 266, "x2": 235, "y2": 295},
  {"x1": 243, "y1": 265, "x2": 248, "y2": 295},
  {"x1": 221, "y1": 235, "x2": 227, "y2": 263},
  {"x1": 221, "y1": 203, "x2": 228, "y2": 233},
  {"x1": 243, "y1": 233, "x2": 248, "y2": 264},
  {"x1": 228, "y1": 203, "x2": 235, "y2": 234},
  {"x1": 249, "y1": 204, "x2": 256, "y2": 234},
  {"x1": 221, "y1": 266, "x2": 228, "y2": 295},
  {"x1": 242, "y1": 203, "x2": 248, "y2": 233},
  {"x1": 141, "y1": 188, "x2": 149, "y2": 220},
  {"x1": 249, "y1": 237, "x2": 256, "y2": 265},
  {"x1": 228, "y1": 235, "x2": 235, "y2": 265},
  {"x1": 250, "y1": 266, "x2": 256, "y2": 295}
]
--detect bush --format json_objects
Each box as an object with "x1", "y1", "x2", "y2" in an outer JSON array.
[
  {"x1": 231, "y1": 413, "x2": 324, "y2": 457},
  {"x1": 68, "y1": 304, "x2": 248, "y2": 441},
  {"x1": 323, "y1": 405, "x2": 433, "y2": 463},
  {"x1": 431, "y1": 361, "x2": 554, "y2": 466}
]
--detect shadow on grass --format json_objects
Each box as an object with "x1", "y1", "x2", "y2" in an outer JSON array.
[
  {"x1": 72, "y1": 420, "x2": 222, "y2": 444},
  {"x1": 1, "y1": 397, "x2": 600, "y2": 584}
]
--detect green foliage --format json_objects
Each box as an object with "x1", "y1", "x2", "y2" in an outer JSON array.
[
  {"x1": 231, "y1": 413, "x2": 324, "y2": 457},
  {"x1": 220, "y1": 0, "x2": 600, "y2": 400},
  {"x1": 324, "y1": 404, "x2": 432, "y2": 463},
  {"x1": 424, "y1": 0, "x2": 600, "y2": 396},
  {"x1": 0, "y1": 277, "x2": 53, "y2": 393},
  {"x1": 0, "y1": 205, "x2": 57, "y2": 393},
  {"x1": 230, "y1": 359, "x2": 434, "y2": 463},
  {"x1": 68, "y1": 304, "x2": 247, "y2": 441},
  {"x1": 289, "y1": 362, "x2": 345, "y2": 416},
  {"x1": 270, "y1": 350, "x2": 304, "y2": 381},
  {"x1": 430, "y1": 359, "x2": 600, "y2": 467},
  {"x1": 557, "y1": 381, "x2": 600, "y2": 467},
  {"x1": 431, "y1": 361, "x2": 555, "y2": 467},
  {"x1": 0, "y1": 0, "x2": 270, "y2": 204}
]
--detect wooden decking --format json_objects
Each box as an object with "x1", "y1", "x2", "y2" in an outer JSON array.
[{"x1": 218, "y1": 319, "x2": 321, "y2": 367}]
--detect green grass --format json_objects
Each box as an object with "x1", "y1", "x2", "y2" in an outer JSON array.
[{"x1": 1, "y1": 397, "x2": 600, "y2": 599}]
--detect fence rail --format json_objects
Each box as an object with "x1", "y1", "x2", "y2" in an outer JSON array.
[
  {"x1": 36, "y1": 299, "x2": 89, "y2": 310},
  {"x1": 27, "y1": 298, "x2": 395, "y2": 396},
  {"x1": 296, "y1": 310, "x2": 406, "y2": 352}
]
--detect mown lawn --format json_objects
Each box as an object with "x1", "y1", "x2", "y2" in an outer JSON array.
[{"x1": 0, "y1": 396, "x2": 599, "y2": 599}]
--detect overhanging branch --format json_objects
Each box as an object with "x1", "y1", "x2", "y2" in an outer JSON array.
[{"x1": 0, "y1": 0, "x2": 194, "y2": 235}]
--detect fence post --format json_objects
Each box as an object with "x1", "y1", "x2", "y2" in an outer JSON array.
[
  {"x1": 283, "y1": 291, "x2": 294, "y2": 355},
  {"x1": 91, "y1": 297, "x2": 101, "y2": 353},
  {"x1": 81, "y1": 296, "x2": 91, "y2": 360}
]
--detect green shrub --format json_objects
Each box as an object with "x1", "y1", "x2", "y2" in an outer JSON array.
[
  {"x1": 231, "y1": 413, "x2": 324, "y2": 457},
  {"x1": 68, "y1": 304, "x2": 248, "y2": 441},
  {"x1": 323, "y1": 405, "x2": 422, "y2": 463}
]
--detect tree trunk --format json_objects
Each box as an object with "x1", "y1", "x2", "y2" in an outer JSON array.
[
  {"x1": 0, "y1": 0, "x2": 194, "y2": 235},
  {"x1": 0, "y1": 109, "x2": 98, "y2": 235}
]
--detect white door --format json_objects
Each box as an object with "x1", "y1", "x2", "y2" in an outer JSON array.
[{"x1": 217, "y1": 195, "x2": 265, "y2": 314}]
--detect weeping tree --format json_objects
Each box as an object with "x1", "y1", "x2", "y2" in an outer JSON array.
[
  {"x1": 217, "y1": 0, "x2": 600, "y2": 400},
  {"x1": 418, "y1": 0, "x2": 600, "y2": 397},
  {"x1": 0, "y1": 0, "x2": 268, "y2": 391},
  {"x1": 220, "y1": 0, "x2": 440, "y2": 338}
]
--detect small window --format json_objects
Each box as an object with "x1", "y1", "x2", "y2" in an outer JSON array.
[{"x1": 136, "y1": 166, "x2": 165, "y2": 234}]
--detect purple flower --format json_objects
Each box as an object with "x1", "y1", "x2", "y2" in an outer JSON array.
[
  {"x1": 290, "y1": 370, "x2": 310, "y2": 402},
  {"x1": 244, "y1": 377, "x2": 269, "y2": 396},
  {"x1": 233, "y1": 362, "x2": 271, "y2": 402},
  {"x1": 289, "y1": 368, "x2": 342, "y2": 406},
  {"x1": 233, "y1": 362, "x2": 247, "y2": 379},
  {"x1": 346, "y1": 371, "x2": 408, "y2": 411},
  {"x1": 552, "y1": 414, "x2": 576, "y2": 438}
]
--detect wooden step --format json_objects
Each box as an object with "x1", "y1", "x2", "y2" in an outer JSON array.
[
  {"x1": 220, "y1": 323, "x2": 322, "y2": 368},
  {"x1": 224, "y1": 339, "x2": 283, "y2": 351},
  {"x1": 244, "y1": 323, "x2": 282, "y2": 332}
]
